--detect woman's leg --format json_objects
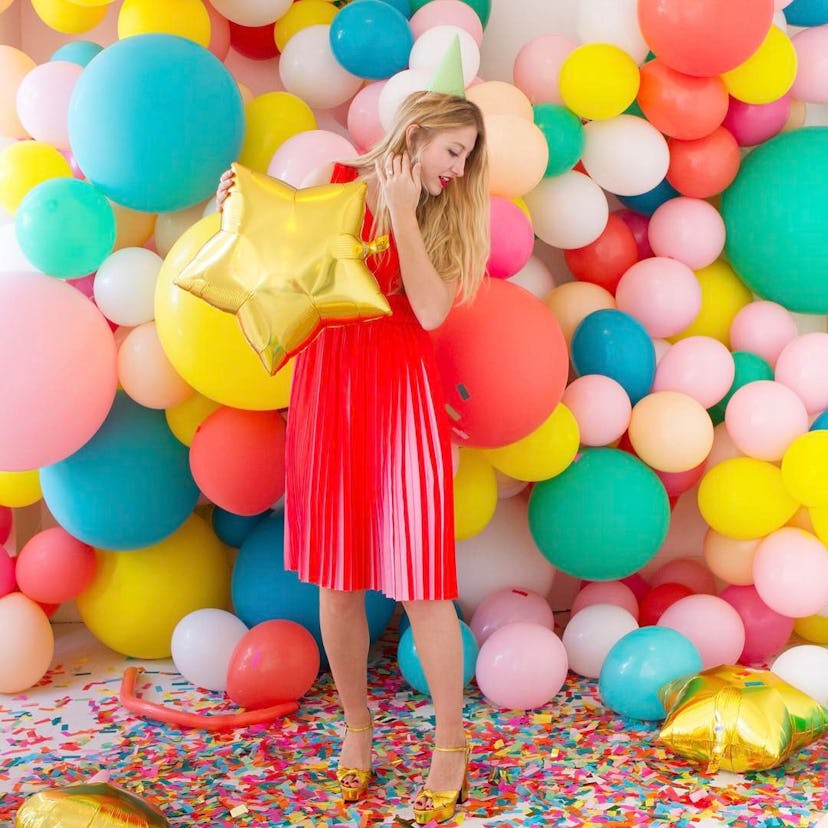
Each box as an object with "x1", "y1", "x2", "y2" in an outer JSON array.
[{"x1": 403, "y1": 599, "x2": 467, "y2": 796}]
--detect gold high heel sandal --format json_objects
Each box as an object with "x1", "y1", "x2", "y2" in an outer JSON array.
[
  {"x1": 413, "y1": 742, "x2": 470, "y2": 825},
  {"x1": 335, "y1": 720, "x2": 373, "y2": 803}
]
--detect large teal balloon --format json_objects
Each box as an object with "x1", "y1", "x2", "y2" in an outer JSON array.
[
  {"x1": 721, "y1": 128, "x2": 828, "y2": 313},
  {"x1": 528, "y1": 448, "x2": 670, "y2": 580}
]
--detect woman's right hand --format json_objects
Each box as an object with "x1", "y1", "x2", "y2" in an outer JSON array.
[{"x1": 216, "y1": 169, "x2": 235, "y2": 212}]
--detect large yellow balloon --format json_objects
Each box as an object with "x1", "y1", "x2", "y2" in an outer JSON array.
[
  {"x1": 697, "y1": 457, "x2": 799, "y2": 539},
  {"x1": 31, "y1": 0, "x2": 108, "y2": 34},
  {"x1": 274, "y1": 0, "x2": 337, "y2": 51},
  {"x1": 76, "y1": 514, "x2": 232, "y2": 659},
  {"x1": 453, "y1": 449, "x2": 497, "y2": 540},
  {"x1": 722, "y1": 26, "x2": 797, "y2": 106},
  {"x1": 0, "y1": 470, "x2": 42, "y2": 508},
  {"x1": 117, "y1": 0, "x2": 210, "y2": 45},
  {"x1": 483, "y1": 404, "x2": 579, "y2": 482},
  {"x1": 794, "y1": 612, "x2": 828, "y2": 645},
  {"x1": 0, "y1": 140, "x2": 72, "y2": 214},
  {"x1": 781, "y1": 430, "x2": 828, "y2": 509}
]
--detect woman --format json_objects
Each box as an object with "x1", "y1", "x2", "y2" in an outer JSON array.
[{"x1": 218, "y1": 91, "x2": 489, "y2": 824}]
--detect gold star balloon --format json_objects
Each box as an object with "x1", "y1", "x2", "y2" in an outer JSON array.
[
  {"x1": 174, "y1": 163, "x2": 392, "y2": 375},
  {"x1": 15, "y1": 782, "x2": 169, "y2": 828},
  {"x1": 658, "y1": 664, "x2": 828, "y2": 773}
]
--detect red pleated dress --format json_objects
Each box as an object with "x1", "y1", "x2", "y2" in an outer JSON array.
[{"x1": 283, "y1": 163, "x2": 457, "y2": 601}]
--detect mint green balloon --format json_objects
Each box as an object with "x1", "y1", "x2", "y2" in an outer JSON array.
[
  {"x1": 410, "y1": 0, "x2": 490, "y2": 25},
  {"x1": 533, "y1": 104, "x2": 585, "y2": 176},
  {"x1": 528, "y1": 448, "x2": 670, "y2": 581},
  {"x1": 721, "y1": 127, "x2": 828, "y2": 313},
  {"x1": 707, "y1": 351, "x2": 773, "y2": 426}
]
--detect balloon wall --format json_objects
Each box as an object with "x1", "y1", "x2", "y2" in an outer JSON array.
[{"x1": 2, "y1": 0, "x2": 828, "y2": 714}]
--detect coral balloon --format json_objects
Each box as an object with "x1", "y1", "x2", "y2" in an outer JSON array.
[
  {"x1": 15, "y1": 527, "x2": 96, "y2": 605},
  {"x1": 667, "y1": 127, "x2": 742, "y2": 199},
  {"x1": 563, "y1": 213, "x2": 638, "y2": 294}
]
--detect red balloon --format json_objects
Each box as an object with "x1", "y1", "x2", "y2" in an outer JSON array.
[
  {"x1": 228, "y1": 20, "x2": 279, "y2": 60},
  {"x1": 0, "y1": 505, "x2": 11, "y2": 545},
  {"x1": 655, "y1": 460, "x2": 706, "y2": 497},
  {"x1": 638, "y1": 0, "x2": 775, "y2": 77},
  {"x1": 614, "y1": 209, "x2": 652, "y2": 260},
  {"x1": 15, "y1": 527, "x2": 96, "y2": 604},
  {"x1": 430, "y1": 278, "x2": 568, "y2": 448},
  {"x1": 226, "y1": 619, "x2": 320, "y2": 709},
  {"x1": 563, "y1": 213, "x2": 639, "y2": 294},
  {"x1": 0, "y1": 546, "x2": 16, "y2": 597},
  {"x1": 190, "y1": 408, "x2": 286, "y2": 516},
  {"x1": 666, "y1": 126, "x2": 741, "y2": 199},
  {"x1": 638, "y1": 581, "x2": 694, "y2": 626},
  {"x1": 637, "y1": 59, "x2": 729, "y2": 140}
]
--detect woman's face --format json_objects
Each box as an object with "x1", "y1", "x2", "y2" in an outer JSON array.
[{"x1": 410, "y1": 124, "x2": 478, "y2": 197}]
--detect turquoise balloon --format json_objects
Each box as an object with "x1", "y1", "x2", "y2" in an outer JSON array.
[
  {"x1": 707, "y1": 351, "x2": 773, "y2": 425},
  {"x1": 410, "y1": 0, "x2": 489, "y2": 25},
  {"x1": 51, "y1": 41, "x2": 103, "y2": 67},
  {"x1": 15, "y1": 178, "x2": 115, "y2": 279},
  {"x1": 721, "y1": 128, "x2": 828, "y2": 313},
  {"x1": 397, "y1": 620, "x2": 478, "y2": 695},
  {"x1": 533, "y1": 104, "x2": 584, "y2": 177},
  {"x1": 528, "y1": 448, "x2": 670, "y2": 580}
]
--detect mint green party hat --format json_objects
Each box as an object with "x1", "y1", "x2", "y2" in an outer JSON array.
[{"x1": 426, "y1": 34, "x2": 466, "y2": 98}]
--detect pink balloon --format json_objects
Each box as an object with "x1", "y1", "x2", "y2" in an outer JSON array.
[
  {"x1": 0, "y1": 506, "x2": 11, "y2": 545},
  {"x1": 724, "y1": 380, "x2": 809, "y2": 461},
  {"x1": 791, "y1": 27, "x2": 828, "y2": 104},
  {"x1": 409, "y1": 0, "x2": 484, "y2": 46},
  {"x1": 267, "y1": 129, "x2": 358, "y2": 188},
  {"x1": 655, "y1": 460, "x2": 706, "y2": 497},
  {"x1": 469, "y1": 586, "x2": 555, "y2": 645},
  {"x1": 647, "y1": 197, "x2": 726, "y2": 270},
  {"x1": 653, "y1": 336, "x2": 735, "y2": 408},
  {"x1": 658, "y1": 594, "x2": 745, "y2": 669},
  {"x1": 513, "y1": 34, "x2": 575, "y2": 105},
  {"x1": 615, "y1": 209, "x2": 653, "y2": 259},
  {"x1": 719, "y1": 584, "x2": 794, "y2": 664},
  {"x1": 487, "y1": 196, "x2": 534, "y2": 279},
  {"x1": 729, "y1": 300, "x2": 797, "y2": 367},
  {"x1": 206, "y1": 1, "x2": 232, "y2": 60},
  {"x1": 67, "y1": 273, "x2": 96, "y2": 298},
  {"x1": 753, "y1": 527, "x2": 828, "y2": 618},
  {"x1": 562, "y1": 374, "x2": 631, "y2": 446},
  {"x1": 15, "y1": 527, "x2": 96, "y2": 605},
  {"x1": 571, "y1": 581, "x2": 640, "y2": 620},
  {"x1": 475, "y1": 621, "x2": 568, "y2": 710},
  {"x1": 775, "y1": 332, "x2": 828, "y2": 415},
  {"x1": 615, "y1": 257, "x2": 702, "y2": 338},
  {"x1": 0, "y1": 547, "x2": 16, "y2": 598},
  {"x1": 619, "y1": 572, "x2": 650, "y2": 601},
  {"x1": 347, "y1": 81, "x2": 386, "y2": 153},
  {"x1": 15, "y1": 60, "x2": 83, "y2": 150},
  {"x1": 0, "y1": 272, "x2": 117, "y2": 471},
  {"x1": 722, "y1": 94, "x2": 791, "y2": 147},
  {"x1": 650, "y1": 557, "x2": 716, "y2": 594}
]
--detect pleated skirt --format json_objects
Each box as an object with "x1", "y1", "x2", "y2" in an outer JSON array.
[{"x1": 283, "y1": 295, "x2": 457, "y2": 601}]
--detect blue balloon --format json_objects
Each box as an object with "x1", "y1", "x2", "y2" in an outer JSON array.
[
  {"x1": 616, "y1": 177, "x2": 679, "y2": 216},
  {"x1": 397, "y1": 620, "x2": 478, "y2": 695},
  {"x1": 68, "y1": 34, "x2": 244, "y2": 212},
  {"x1": 810, "y1": 410, "x2": 828, "y2": 431},
  {"x1": 599, "y1": 627, "x2": 702, "y2": 721},
  {"x1": 784, "y1": 0, "x2": 828, "y2": 25},
  {"x1": 398, "y1": 601, "x2": 463, "y2": 636},
  {"x1": 40, "y1": 393, "x2": 199, "y2": 549},
  {"x1": 211, "y1": 507, "x2": 271, "y2": 548},
  {"x1": 368, "y1": 0, "x2": 412, "y2": 17},
  {"x1": 330, "y1": 0, "x2": 413, "y2": 79},
  {"x1": 232, "y1": 513, "x2": 397, "y2": 659},
  {"x1": 51, "y1": 41, "x2": 103, "y2": 67},
  {"x1": 571, "y1": 309, "x2": 656, "y2": 404}
]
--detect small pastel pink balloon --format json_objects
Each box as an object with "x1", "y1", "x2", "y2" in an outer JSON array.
[
  {"x1": 647, "y1": 197, "x2": 726, "y2": 270},
  {"x1": 571, "y1": 581, "x2": 639, "y2": 620},
  {"x1": 724, "y1": 380, "x2": 809, "y2": 461},
  {"x1": 653, "y1": 336, "x2": 735, "y2": 408},
  {"x1": 791, "y1": 27, "x2": 828, "y2": 104},
  {"x1": 513, "y1": 33, "x2": 575, "y2": 105},
  {"x1": 753, "y1": 527, "x2": 828, "y2": 618},
  {"x1": 656, "y1": 460, "x2": 706, "y2": 497},
  {"x1": 774, "y1": 0, "x2": 793, "y2": 8},
  {"x1": 561, "y1": 374, "x2": 631, "y2": 446},
  {"x1": 409, "y1": 0, "x2": 484, "y2": 46},
  {"x1": 487, "y1": 196, "x2": 534, "y2": 279},
  {"x1": 615, "y1": 209, "x2": 652, "y2": 259},
  {"x1": 206, "y1": 1, "x2": 232, "y2": 60},
  {"x1": 469, "y1": 586, "x2": 555, "y2": 645},
  {"x1": 719, "y1": 584, "x2": 794, "y2": 663},
  {"x1": 658, "y1": 594, "x2": 745, "y2": 669},
  {"x1": 267, "y1": 129, "x2": 357, "y2": 188},
  {"x1": 729, "y1": 300, "x2": 797, "y2": 367},
  {"x1": 0, "y1": 547, "x2": 16, "y2": 597},
  {"x1": 15, "y1": 60, "x2": 83, "y2": 150},
  {"x1": 615, "y1": 256, "x2": 702, "y2": 338},
  {"x1": 650, "y1": 557, "x2": 716, "y2": 594},
  {"x1": 722, "y1": 94, "x2": 791, "y2": 146},
  {"x1": 347, "y1": 81, "x2": 386, "y2": 153},
  {"x1": 775, "y1": 332, "x2": 828, "y2": 415}
]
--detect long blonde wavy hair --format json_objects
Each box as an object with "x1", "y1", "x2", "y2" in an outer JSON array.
[{"x1": 350, "y1": 91, "x2": 490, "y2": 303}]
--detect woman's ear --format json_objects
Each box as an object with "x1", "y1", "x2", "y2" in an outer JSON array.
[{"x1": 405, "y1": 123, "x2": 421, "y2": 152}]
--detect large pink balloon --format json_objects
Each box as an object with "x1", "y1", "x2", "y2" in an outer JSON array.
[
  {"x1": 15, "y1": 61, "x2": 83, "y2": 150},
  {"x1": 720, "y1": 584, "x2": 794, "y2": 664},
  {"x1": 469, "y1": 586, "x2": 554, "y2": 645},
  {"x1": 774, "y1": 333, "x2": 828, "y2": 415},
  {"x1": 266, "y1": 129, "x2": 358, "y2": 188},
  {"x1": 0, "y1": 272, "x2": 117, "y2": 471},
  {"x1": 513, "y1": 34, "x2": 575, "y2": 105},
  {"x1": 647, "y1": 197, "x2": 726, "y2": 270},
  {"x1": 653, "y1": 335, "x2": 735, "y2": 408}
]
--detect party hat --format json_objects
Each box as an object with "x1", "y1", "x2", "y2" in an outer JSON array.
[{"x1": 426, "y1": 34, "x2": 466, "y2": 98}]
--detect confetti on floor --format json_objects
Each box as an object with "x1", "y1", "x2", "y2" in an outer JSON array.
[{"x1": 1, "y1": 622, "x2": 826, "y2": 827}]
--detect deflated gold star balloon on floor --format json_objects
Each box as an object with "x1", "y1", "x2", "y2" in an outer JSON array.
[
  {"x1": 174, "y1": 163, "x2": 391, "y2": 375},
  {"x1": 658, "y1": 664, "x2": 828, "y2": 773},
  {"x1": 16, "y1": 782, "x2": 169, "y2": 828}
]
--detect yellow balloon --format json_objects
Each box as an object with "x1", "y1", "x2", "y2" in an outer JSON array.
[
  {"x1": 453, "y1": 449, "x2": 497, "y2": 540},
  {"x1": 154, "y1": 213, "x2": 294, "y2": 410},
  {"x1": 0, "y1": 470, "x2": 42, "y2": 508},
  {"x1": 165, "y1": 392, "x2": 222, "y2": 446},
  {"x1": 76, "y1": 514, "x2": 232, "y2": 659},
  {"x1": 558, "y1": 43, "x2": 640, "y2": 121},
  {"x1": 511, "y1": 196, "x2": 531, "y2": 220},
  {"x1": 809, "y1": 504, "x2": 828, "y2": 547},
  {"x1": 117, "y1": 0, "x2": 211, "y2": 46},
  {"x1": 111, "y1": 201, "x2": 157, "y2": 251},
  {"x1": 31, "y1": 0, "x2": 108, "y2": 34},
  {"x1": 670, "y1": 259, "x2": 753, "y2": 346},
  {"x1": 484, "y1": 404, "x2": 579, "y2": 482},
  {"x1": 239, "y1": 91, "x2": 317, "y2": 173},
  {"x1": 794, "y1": 613, "x2": 828, "y2": 645},
  {"x1": 0, "y1": 140, "x2": 72, "y2": 215},
  {"x1": 722, "y1": 26, "x2": 797, "y2": 105},
  {"x1": 274, "y1": 0, "x2": 337, "y2": 52},
  {"x1": 781, "y1": 430, "x2": 828, "y2": 509},
  {"x1": 697, "y1": 457, "x2": 799, "y2": 540}
]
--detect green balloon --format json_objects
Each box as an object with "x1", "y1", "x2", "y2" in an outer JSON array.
[
  {"x1": 533, "y1": 103, "x2": 585, "y2": 177},
  {"x1": 721, "y1": 127, "x2": 828, "y2": 313},
  {"x1": 410, "y1": 0, "x2": 490, "y2": 25},
  {"x1": 707, "y1": 351, "x2": 774, "y2": 425},
  {"x1": 528, "y1": 448, "x2": 670, "y2": 581}
]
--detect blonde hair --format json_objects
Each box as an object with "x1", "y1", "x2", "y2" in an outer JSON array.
[{"x1": 351, "y1": 91, "x2": 490, "y2": 303}]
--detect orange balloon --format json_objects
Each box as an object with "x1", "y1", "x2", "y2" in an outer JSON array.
[
  {"x1": 544, "y1": 281, "x2": 616, "y2": 345},
  {"x1": 667, "y1": 127, "x2": 742, "y2": 199},
  {"x1": 702, "y1": 528, "x2": 758, "y2": 585}
]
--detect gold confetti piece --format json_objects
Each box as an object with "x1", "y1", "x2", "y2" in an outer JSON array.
[
  {"x1": 532, "y1": 714, "x2": 553, "y2": 724},
  {"x1": 229, "y1": 804, "x2": 248, "y2": 817}
]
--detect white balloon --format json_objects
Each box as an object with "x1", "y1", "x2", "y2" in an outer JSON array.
[
  {"x1": 562, "y1": 603, "x2": 639, "y2": 678},
  {"x1": 409, "y1": 25, "x2": 480, "y2": 87},
  {"x1": 507, "y1": 255, "x2": 556, "y2": 298},
  {"x1": 378, "y1": 68, "x2": 430, "y2": 131},
  {"x1": 210, "y1": 0, "x2": 291, "y2": 27},
  {"x1": 0, "y1": 223, "x2": 41, "y2": 272},
  {"x1": 93, "y1": 247, "x2": 162, "y2": 327},
  {"x1": 154, "y1": 201, "x2": 208, "y2": 259},
  {"x1": 772, "y1": 644, "x2": 828, "y2": 705},
  {"x1": 576, "y1": 0, "x2": 649, "y2": 63}
]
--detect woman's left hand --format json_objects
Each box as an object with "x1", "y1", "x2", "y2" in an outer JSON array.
[{"x1": 376, "y1": 152, "x2": 421, "y2": 217}]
